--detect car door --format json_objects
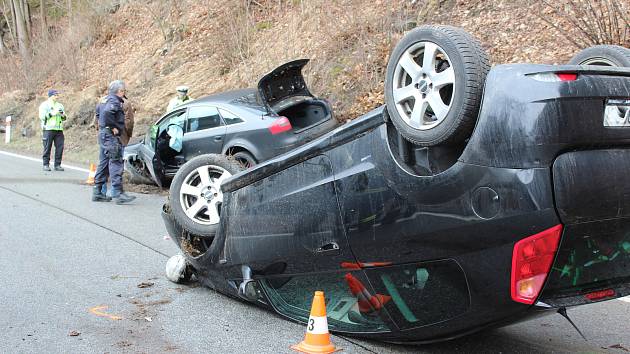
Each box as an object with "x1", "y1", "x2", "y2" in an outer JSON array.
[
  {"x1": 144, "y1": 108, "x2": 187, "y2": 187},
  {"x1": 180, "y1": 105, "x2": 227, "y2": 161}
]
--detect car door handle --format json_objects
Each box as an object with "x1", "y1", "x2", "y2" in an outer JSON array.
[
  {"x1": 315, "y1": 242, "x2": 339, "y2": 253},
  {"x1": 213, "y1": 136, "x2": 222, "y2": 141}
]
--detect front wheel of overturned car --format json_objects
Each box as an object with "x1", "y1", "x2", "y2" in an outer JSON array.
[
  {"x1": 568, "y1": 45, "x2": 630, "y2": 67},
  {"x1": 384, "y1": 25, "x2": 490, "y2": 147},
  {"x1": 169, "y1": 154, "x2": 244, "y2": 237}
]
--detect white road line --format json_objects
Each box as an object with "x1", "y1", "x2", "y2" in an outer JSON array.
[
  {"x1": 619, "y1": 296, "x2": 630, "y2": 303},
  {"x1": 0, "y1": 150, "x2": 90, "y2": 173}
]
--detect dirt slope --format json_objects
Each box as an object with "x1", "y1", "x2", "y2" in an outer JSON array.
[{"x1": 0, "y1": 0, "x2": 614, "y2": 165}]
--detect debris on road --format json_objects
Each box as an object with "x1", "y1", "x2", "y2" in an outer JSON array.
[
  {"x1": 137, "y1": 281, "x2": 154, "y2": 288},
  {"x1": 144, "y1": 317, "x2": 153, "y2": 322},
  {"x1": 110, "y1": 274, "x2": 138, "y2": 280},
  {"x1": 610, "y1": 344, "x2": 629, "y2": 352},
  {"x1": 68, "y1": 331, "x2": 80, "y2": 337}
]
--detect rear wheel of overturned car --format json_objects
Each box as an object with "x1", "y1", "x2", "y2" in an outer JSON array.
[
  {"x1": 568, "y1": 45, "x2": 630, "y2": 67},
  {"x1": 384, "y1": 25, "x2": 490, "y2": 146},
  {"x1": 169, "y1": 154, "x2": 244, "y2": 237}
]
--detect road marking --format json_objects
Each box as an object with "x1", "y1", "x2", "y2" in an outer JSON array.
[
  {"x1": 89, "y1": 305, "x2": 122, "y2": 320},
  {"x1": 619, "y1": 296, "x2": 630, "y2": 303},
  {"x1": 0, "y1": 150, "x2": 90, "y2": 173}
]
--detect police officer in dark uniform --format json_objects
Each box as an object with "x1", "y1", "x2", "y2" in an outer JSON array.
[{"x1": 92, "y1": 80, "x2": 136, "y2": 204}]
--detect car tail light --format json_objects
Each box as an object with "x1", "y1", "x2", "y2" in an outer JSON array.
[
  {"x1": 269, "y1": 116, "x2": 292, "y2": 135},
  {"x1": 528, "y1": 73, "x2": 578, "y2": 82},
  {"x1": 556, "y1": 73, "x2": 578, "y2": 81},
  {"x1": 584, "y1": 288, "x2": 615, "y2": 301},
  {"x1": 511, "y1": 224, "x2": 563, "y2": 304}
]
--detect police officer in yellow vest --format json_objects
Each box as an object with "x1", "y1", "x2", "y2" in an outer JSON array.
[
  {"x1": 39, "y1": 89, "x2": 67, "y2": 171},
  {"x1": 167, "y1": 86, "x2": 192, "y2": 112}
]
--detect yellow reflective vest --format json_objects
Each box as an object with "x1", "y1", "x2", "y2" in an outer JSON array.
[
  {"x1": 39, "y1": 98, "x2": 66, "y2": 131},
  {"x1": 167, "y1": 95, "x2": 192, "y2": 112}
]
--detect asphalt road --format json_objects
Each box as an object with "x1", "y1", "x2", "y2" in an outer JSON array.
[{"x1": 1, "y1": 150, "x2": 630, "y2": 354}]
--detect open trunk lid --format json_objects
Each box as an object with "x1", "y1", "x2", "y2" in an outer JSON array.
[
  {"x1": 257, "y1": 59, "x2": 314, "y2": 113},
  {"x1": 539, "y1": 149, "x2": 630, "y2": 307}
]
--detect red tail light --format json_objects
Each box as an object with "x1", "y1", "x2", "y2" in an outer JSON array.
[
  {"x1": 528, "y1": 73, "x2": 578, "y2": 82},
  {"x1": 584, "y1": 289, "x2": 615, "y2": 301},
  {"x1": 556, "y1": 73, "x2": 578, "y2": 81},
  {"x1": 511, "y1": 224, "x2": 563, "y2": 304},
  {"x1": 269, "y1": 116, "x2": 292, "y2": 135}
]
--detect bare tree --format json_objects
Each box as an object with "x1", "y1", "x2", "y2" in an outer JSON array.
[
  {"x1": 11, "y1": 0, "x2": 30, "y2": 58},
  {"x1": 538, "y1": 0, "x2": 630, "y2": 48},
  {"x1": 1, "y1": 1, "x2": 17, "y2": 48},
  {"x1": 24, "y1": 0, "x2": 31, "y2": 37},
  {"x1": 0, "y1": 31, "x2": 5, "y2": 54},
  {"x1": 40, "y1": 0, "x2": 47, "y2": 40}
]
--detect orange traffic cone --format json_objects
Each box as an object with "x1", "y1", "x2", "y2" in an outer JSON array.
[
  {"x1": 85, "y1": 163, "x2": 96, "y2": 185},
  {"x1": 291, "y1": 291, "x2": 338, "y2": 354},
  {"x1": 344, "y1": 273, "x2": 391, "y2": 314}
]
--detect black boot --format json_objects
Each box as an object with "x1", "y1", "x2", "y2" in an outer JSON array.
[
  {"x1": 92, "y1": 185, "x2": 111, "y2": 202},
  {"x1": 114, "y1": 192, "x2": 136, "y2": 205}
]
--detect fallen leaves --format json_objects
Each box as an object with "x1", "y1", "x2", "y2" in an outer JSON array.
[{"x1": 137, "y1": 281, "x2": 155, "y2": 289}]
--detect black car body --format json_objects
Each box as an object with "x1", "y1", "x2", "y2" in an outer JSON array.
[
  {"x1": 162, "y1": 63, "x2": 630, "y2": 342},
  {"x1": 124, "y1": 59, "x2": 337, "y2": 186}
]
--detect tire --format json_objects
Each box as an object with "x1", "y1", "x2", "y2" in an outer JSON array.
[
  {"x1": 232, "y1": 150, "x2": 257, "y2": 169},
  {"x1": 568, "y1": 45, "x2": 630, "y2": 67},
  {"x1": 125, "y1": 158, "x2": 155, "y2": 185},
  {"x1": 384, "y1": 25, "x2": 490, "y2": 146},
  {"x1": 169, "y1": 154, "x2": 244, "y2": 237}
]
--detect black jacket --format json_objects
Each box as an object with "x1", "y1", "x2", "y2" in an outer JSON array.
[{"x1": 99, "y1": 94, "x2": 125, "y2": 133}]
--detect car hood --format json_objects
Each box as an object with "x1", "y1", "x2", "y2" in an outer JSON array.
[{"x1": 257, "y1": 59, "x2": 314, "y2": 113}]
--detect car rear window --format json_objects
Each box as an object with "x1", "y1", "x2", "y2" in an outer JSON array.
[{"x1": 219, "y1": 108, "x2": 244, "y2": 125}]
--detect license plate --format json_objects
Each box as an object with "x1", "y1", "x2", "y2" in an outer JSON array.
[{"x1": 604, "y1": 99, "x2": 630, "y2": 127}]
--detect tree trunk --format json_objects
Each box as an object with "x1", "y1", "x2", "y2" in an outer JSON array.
[
  {"x1": 1, "y1": 0, "x2": 18, "y2": 48},
  {"x1": 0, "y1": 31, "x2": 5, "y2": 54},
  {"x1": 39, "y1": 0, "x2": 47, "y2": 40},
  {"x1": 12, "y1": 0, "x2": 29, "y2": 59},
  {"x1": 23, "y1": 0, "x2": 31, "y2": 38}
]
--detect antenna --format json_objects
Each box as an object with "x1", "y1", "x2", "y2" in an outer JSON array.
[{"x1": 558, "y1": 307, "x2": 587, "y2": 341}]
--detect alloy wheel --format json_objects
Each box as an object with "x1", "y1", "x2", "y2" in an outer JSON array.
[
  {"x1": 392, "y1": 41, "x2": 455, "y2": 130},
  {"x1": 179, "y1": 165, "x2": 231, "y2": 225}
]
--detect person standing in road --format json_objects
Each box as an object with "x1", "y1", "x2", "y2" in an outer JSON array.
[
  {"x1": 167, "y1": 86, "x2": 192, "y2": 111},
  {"x1": 39, "y1": 89, "x2": 66, "y2": 171},
  {"x1": 92, "y1": 80, "x2": 136, "y2": 204},
  {"x1": 92, "y1": 92, "x2": 135, "y2": 200}
]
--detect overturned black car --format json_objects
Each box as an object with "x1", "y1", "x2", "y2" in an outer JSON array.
[{"x1": 162, "y1": 25, "x2": 630, "y2": 343}]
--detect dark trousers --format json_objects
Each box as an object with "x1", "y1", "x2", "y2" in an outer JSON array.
[
  {"x1": 42, "y1": 130, "x2": 64, "y2": 167},
  {"x1": 95, "y1": 130, "x2": 124, "y2": 195}
]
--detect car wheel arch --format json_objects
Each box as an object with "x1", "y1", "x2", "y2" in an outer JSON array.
[{"x1": 223, "y1": 142, "x2": 261, "y2": 162}]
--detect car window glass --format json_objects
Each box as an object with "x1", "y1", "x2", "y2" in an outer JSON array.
[
  {"x1": 187, "y1": 106, "x2": 222, "y2": 132},
  {"x1": 158, "y1": 110, "x2": 186, "y2": 134},
  {"x1": 219, "y1": 108, "x2": 244, "y2": 125}
]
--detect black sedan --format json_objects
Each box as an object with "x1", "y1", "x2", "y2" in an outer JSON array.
[
  {"x1": 124, "y1": 59, "x2": 337, "y2": 187},
  {"x1": 162, "y1": 26, "x2": 630, "y2": 343}
]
